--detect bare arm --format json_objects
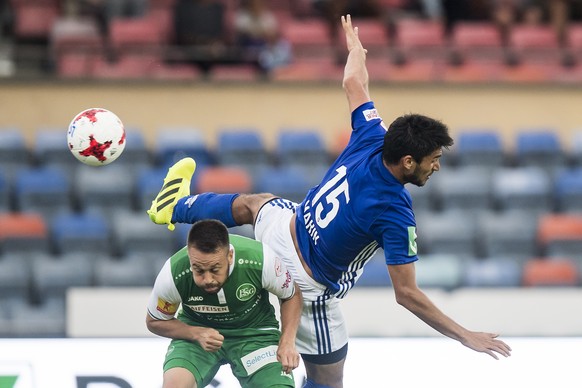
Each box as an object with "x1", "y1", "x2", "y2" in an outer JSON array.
[
  {"x1": 341, "y1": 14, "x2": 371, "y2": 113},
  {"x1": 146, "y1": 314, "x2": 225, "y2": 352},
  {"x1": 387, "y1": 262, "x2": 512, "y2": 359},
  {"x1": 277, "y1": 283, "x2": 302, "y2": 374}
]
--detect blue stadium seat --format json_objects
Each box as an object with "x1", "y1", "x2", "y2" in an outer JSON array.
[
  {"x1": 431, "y1": 166, "x2": 493, "y2": 213},
  {"x1": 0, "y1": 256, "x2": 31, "y2": 301},
  {"x1": 570, "y1": 130, "x2": 582, "y2": 166},
  {"x1": 514, "y1": 129, "x2": 566, "y2": 173},
  {"x1": 462, "y1": 257, "x2": 523, "y2": 287},
  {"x1": 74, "y1": 164, "x2": 134, "y2": 214},
  {"x1": 455, "y1": 130, "x2": 505, "y2": 168},
  {"x1": 253, "y1": 166, "x2": 313, "y2": 203},
  {"x1": 554, "y1": 167, "x2": 582, "y2": 212},
  {"x1": 492, "y1": 167, "x2": 553, "y2": 213},
  {"x1": 406, "y1": 180, "x2": 437, "y2": 212},
  {"x1": 50, "y1": 211, "x2": 111, "y2": 255},
  {"x1": 155, "y1": 127, "x2": 214, "y2": 168},
  {"x1": 13, "y1": 166, "x2": 71, "y2": 218},
  {"x1": 275, "y1": 129, "x2": 330, "y2": 170},
  {"x1": 216, "y1": 129, "x2": 271, "y2": 177}
]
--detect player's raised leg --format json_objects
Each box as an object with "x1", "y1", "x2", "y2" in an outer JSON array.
[{"x1": 147, "y1": 157, "x2": 275, "y2": 229}]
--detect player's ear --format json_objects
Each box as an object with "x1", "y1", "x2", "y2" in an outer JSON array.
[
  {"x1": 228, "y1": 247, "x2": 234, "y2": 265},
  {"x1": 402, "y1": 155, "x2": 415, "y2": 171}
]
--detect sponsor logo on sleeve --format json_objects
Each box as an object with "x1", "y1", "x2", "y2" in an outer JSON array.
[
  {"x1": 274, "y1": 257, "x2": 283, "y2": 277},
  {"x1": 407, "y1": 226, "x2": 418, "y2": 255},
  {"x1": 156, "y1": 298, "x2": 178, "y2": 315},
  {"x1": 362, "y1": 109, "x2": 380, "y2": 121},
  {"x1": 282, "y1": 270, "x2": 291, "y2": 289}
]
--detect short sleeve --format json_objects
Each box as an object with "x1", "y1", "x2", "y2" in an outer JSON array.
[
  {"x1": 373, "y1": 202, "x2": 419, "y2": 266},
  {"x1": 147, "y1": 258, "x2": 183, "y2": 320},
  {"x1": 261, "y1": 244, "x2": 295, "y2": 300}
]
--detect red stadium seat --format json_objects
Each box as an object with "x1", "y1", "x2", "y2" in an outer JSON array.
[
  {"x1": 451, "y1": 22, "x2": 504, "y2": 63},
  {"x1": 394, "y1": 19, "x2": 446, "y2": 61},
  {"x1": 509, "y1": 25, "x2": 561, "y2": 64},
  {"x1": 0, "y1": 212, "x2": 49, "y2": 253},
  {"x1": 12, "y1": 1, "x2": 60, "y2": 41}
]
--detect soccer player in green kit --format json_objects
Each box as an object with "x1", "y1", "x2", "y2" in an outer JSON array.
[{"x1": 146, "y1": 219, "x2": 303, "y2": 388}]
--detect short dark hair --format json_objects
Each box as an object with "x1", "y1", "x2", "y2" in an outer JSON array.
[
  {"x1": 187, "y1": 219, "x2": 230, "y2": 253},
  {"x1": 382, "y1": 114, "x2": 454, "y2": 165}
]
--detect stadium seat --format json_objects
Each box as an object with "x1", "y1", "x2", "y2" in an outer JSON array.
[
  {"x1": 450, "y1": 22, "x2": 504, "y2": 63},
  {"x1": 454, "y1": 130, "x2": 505, "y2": 168},
  {"x1": 440, "y1": 60, "x2": 503, "y2": 83},
  {"x1": 275, "y1": 129, "x2": 330, "y2": 170},
  {"x1": 111, "y1": 209, "x2": 175, "y2": 257},
  {"x1": 108, "y1": 16, "x2": 165, "y2": 69},
  {"x1": 394, "y1": 19, "x2": 446, "y2": 62},
  {"x1": 415, "y1": 210, "x2": 478, "y2": 257},
  {"x1": 12, "y1": 0, "x2": 60, "y2": 41},
  {"x1": 155, "y1": 127, "x2": 214, "y2": 168},
  {"x1": 554, "y1": 168, "x2": 582, "y2": 212},
  {"x1": 135, "y1": 167, "x2": 175, "y2": 212},
  {"x1": 208, "y1": 64, "x2": 261, "y2": 82},
  {"x1": 31, "y1": 253, "x2": 93, "y2": 303},
  {"x1": 462, "y1": 257, "x2": 523, "y2": 288},
  {"x1": 114, "y1": 127, "x2": 153, "y2": 170},
  {"x1": 537, "y1": 214, "x2": 582, "y2": 261},
  {"x1": 508, "y1": 25, "x2": 561, "y2": 64},
  {"x1": 415, "y1": 253, "x2": 463, "y2": 290},
  {"x1": 522, "y1": 258, "x2": 579, "y2": 287},
  {"x1": 280, "y1": 18, "x2": 332, "y2": 59},
  {"x1": 50, "y1": 211, "x2": 111, "y2": 255},
  {"x1": 216, "y1": 129, "x2": 271, "y2": 175},
  {"x1": 253, "y1": 166, "x2": 312, "y2": 204},
  {"x1": 0, "y1": 129, "x2": 30, "y2": 175},
  {"x1": 570, "y1": 130, "x2": 582, "y2": 166},
  {"x1": 0, "y1": 255, "x2": 31, "y2": 301},
  {"x1": 478, "y1": 210, "x2": 540, "y2": 259},
  {"x1": 430, "y1": 166, "x2": 493, "y2": 213},
  {"x1": 194, "y1": 166, "x2": 253, "y2": 194},
  {"x1": 10, "y1": 297, "x2": 66, "y2": 337},
  {"x1": 514, "y1": 129, "x2": 566, "y2": 173},
  {"x1": 34, "y1": 129, "x2": 78, "y2": 173},
  {"x1": 491, "y1": 167, "x2": 553, "y2": 213},
  {"x1": 0, "y1": 212, "x2": 49, "y2": 254},
  {"x1": 406, "y1": 182, "x2": 437, "y2": 212},
  {"x1": 13, "y1": 166, "x2": 71, "y2": 218},
  {"x1": 336, "y1": 18, "x2": 390, "y2": 57},
  {"x1": 74, "y1": 164, "x2": 134, "y2": 214},
  {"x1": 50, "y1": 17, "x2": 104, "y2": 78},
  {"x1": 94, "y1": 255, "x2": 155, "y2": 287},
  {"x1": 356, "y1": 249, "x2": 391, "y2": 287},
  {"x1": 0, "y1": 172, "x2": 10, "y2": 212}
]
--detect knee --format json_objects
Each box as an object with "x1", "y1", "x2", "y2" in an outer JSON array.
[{"x1": 232, "y1": 193, "x2": 276, "y2": 225}]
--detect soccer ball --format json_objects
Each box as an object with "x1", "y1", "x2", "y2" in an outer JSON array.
[{"x1": 67, "y1": 108, "x2": 126, "y2": 166}]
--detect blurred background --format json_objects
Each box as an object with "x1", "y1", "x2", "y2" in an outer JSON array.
[{"x1": 1, "y1": 0, "x2": 582, "y2": 386}]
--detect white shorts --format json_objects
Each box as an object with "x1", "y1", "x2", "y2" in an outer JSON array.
[{"x1": 254, "y1": 198, "x2": 349, "y2": 357}]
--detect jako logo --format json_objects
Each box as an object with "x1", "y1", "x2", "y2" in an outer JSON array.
[{"x1": 236, "y1": 283, "x2": 256, "y2": 301}]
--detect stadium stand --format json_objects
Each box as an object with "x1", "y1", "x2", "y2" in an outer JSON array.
[
  {"x1": 74, "y1": 164, "x2": 134, "y2": 214},
  {"x1": 522, "y1": 258, "x2": 579, "y2": 287},
  {"x1": 194, "y1": 166, "x2": 253, "y2": 194},
  {"x1": 453, "y1": 130, "x2": 505, "y2": 169},
  {"x1": 13, "y1": 166, "x2": 71, "y2": 218},
  {"x1": 0, "y1": 129, "x2": 30, "y2": 176},
  {"x1": 50, "y1": 211, "x2": 111, "y2": 255},
  {"x1": 0, "y1": 212, "x2": 49, "y2": 254},
  {"x1": 463, "y1": 256, "x2": 523, "y2": 288},
  {"x1": 491, "y1": 167, "x2": 553, "y2": 213},
  {"x1": 415, "y1": 253, "x2": 464, "y2": 290}
]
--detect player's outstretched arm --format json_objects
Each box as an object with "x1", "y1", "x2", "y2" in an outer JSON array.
[
  {"x1": 277, "y1": 283, "x2": 302, "y2": 374},
  {"x1": 387, "y1": 263, "x2": 512, "y2": 359},
  {"x1": 341, "y1": 14, "x2": 371, "y2": 113}
]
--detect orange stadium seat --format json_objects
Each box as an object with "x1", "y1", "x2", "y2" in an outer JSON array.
[
  {"x1": 195, "y1": 167, "x2": 253, "y2": 194},
  {"x1": 522, "y1": 258, "x2": 579, "y2": 286},
  {"x1": 537, "y1": 214, "x2": 582, "y2": 259},
  {"x1": 0, "y1": 212, "x2": 49, "y2": 253}
]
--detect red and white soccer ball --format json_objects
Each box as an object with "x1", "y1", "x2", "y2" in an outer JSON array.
[{"x1": 67, "y1": 108, "x2": 126, "y2": 166}]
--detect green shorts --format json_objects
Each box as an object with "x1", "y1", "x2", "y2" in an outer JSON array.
[{"x1": 163, "y1": 330, "x2": 295, "y2": 388}]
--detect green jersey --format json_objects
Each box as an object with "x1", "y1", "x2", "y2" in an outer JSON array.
[{"x1": 147, "y1": 234, "x2": 295, "y2": 336}]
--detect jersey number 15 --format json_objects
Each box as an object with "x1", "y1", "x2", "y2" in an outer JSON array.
[{"x1": 312, "y1": 165, "x2": 350, "y2": 228}]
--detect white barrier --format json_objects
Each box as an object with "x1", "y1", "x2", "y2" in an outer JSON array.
[
  {"x1": 0, "y1": 337, "x2": 580, "y2": 388},
  {"x1": 67, "y1": 287, "x2": 582, "y2": 337}
]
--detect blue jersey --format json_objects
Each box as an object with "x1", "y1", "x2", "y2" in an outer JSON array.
[{"x1": 295, "y1": 101, "x2": 418, "y2": 298}]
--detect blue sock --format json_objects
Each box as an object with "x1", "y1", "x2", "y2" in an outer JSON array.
[
  {"x1": 303, "y1": 380, "x2": 333, "y2": 388},
  {"x1": 172, "y1": 193, "x2": 240, "y2": 227}
]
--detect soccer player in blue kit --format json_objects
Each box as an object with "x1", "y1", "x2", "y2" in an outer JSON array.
[{"x1": 148, "y1": 14, "x2": 512, "y2": 388}]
